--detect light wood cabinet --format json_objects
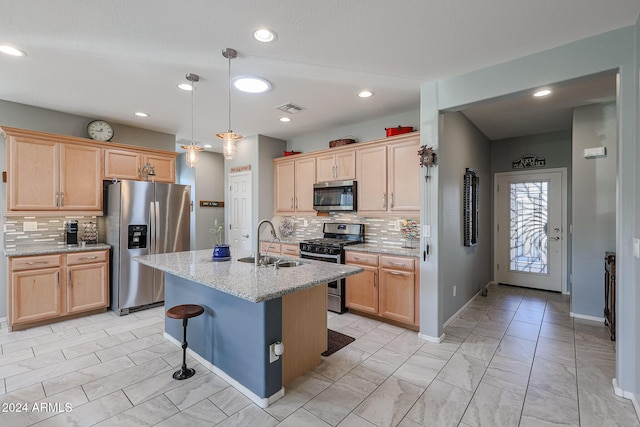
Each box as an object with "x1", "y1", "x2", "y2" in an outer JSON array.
[
  {"x1": 66, "y1": 251, "x2": 109, "y2": 314},
  {"x1": 356, "y1": 145, "x2": 387, "y2": 212},
  {"x1": 280, "y1": 243, "x2": 301, "y2": 257},
  {"x1": 345, "y1": 251, "x2": 419, "y2": 329},
  {"x1": 7, "y1": 135, "x2": 102, "y2": 213},
  {"x1": 355, "y1": 133, "x2": 420, "y2": 215},
  {"x1": 8, "y1": 250, "x2": 110, "y2": 331},
  {"x1": 316, "y1": 149, "x2": 356, "y2": 182},
  {"x1": 274, "y1": 157, "x2": 316, "y2": 214},
  {"x1": 2, "y1": 127, "x2": 178, "y2": 216},
  {"x1": 104, "y1": 149, "x2": 176, "y2": 183},
  {"x1": 260, "y1": 241, "x2": 300, "y2": 257}
]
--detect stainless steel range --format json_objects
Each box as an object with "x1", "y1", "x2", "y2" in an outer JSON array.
[{"x1": 299, "y1": 223, "x2": 365, "y2": 313}]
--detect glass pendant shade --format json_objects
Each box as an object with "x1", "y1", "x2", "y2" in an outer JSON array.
[
  {"x1": 218, "y1": 131, "x2": 241, "y2": 160},
  {"x1": 184, "y1": 144, "x2": 204, "y2": 168}
]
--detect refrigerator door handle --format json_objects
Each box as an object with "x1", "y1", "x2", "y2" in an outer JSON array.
[{"x1": 149, "y1": 201, "x2": 156, "y2": 254}]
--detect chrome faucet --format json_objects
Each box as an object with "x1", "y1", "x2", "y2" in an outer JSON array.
[{"x1": 255, "y1": 219, "x2": 279, "y2": 266}]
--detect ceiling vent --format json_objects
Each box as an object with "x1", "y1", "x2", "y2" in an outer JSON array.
[{"x1": 275, "y1": 102, "x2": 304, "y2": 114}]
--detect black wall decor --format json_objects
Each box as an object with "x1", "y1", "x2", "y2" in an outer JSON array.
[{"x1": 463, "y1": 168, "x2": 480, "y2": 246}]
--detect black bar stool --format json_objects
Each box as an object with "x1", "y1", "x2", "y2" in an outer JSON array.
[{"x1": 166, "y1": 304, "x2": 204, "y2": 380}]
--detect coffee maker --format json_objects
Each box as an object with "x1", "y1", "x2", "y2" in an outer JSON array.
[{"x1": 66, "y1": 220, "x2": 79, "y2": 245}]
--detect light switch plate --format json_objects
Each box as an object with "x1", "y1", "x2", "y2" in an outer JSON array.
[
  {"x1": 633, "y1": 238, "x2": 640, "y2": 258},
  {"x1": 23, "y1": 221, "x2": 38, "y2": 232},
  {"x1": 423, "y1": 225, "x2": 431, "y2": 238}
]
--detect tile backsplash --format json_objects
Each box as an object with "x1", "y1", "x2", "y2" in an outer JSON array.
[
  {"x1": 4, "y1": 216, "x2": 104, "y2": 251},
  {"x1": 271, "y1": 213, "x2": 420, "y2": 248}
]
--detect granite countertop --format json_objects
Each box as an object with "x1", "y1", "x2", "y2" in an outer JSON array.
[
  {"x1": 4, "y1": 243, "x2": 112, "y2": 257},
  {"x1": 134, "y1": 249, "x2": 363, "y2": 303},
  {"x1": 345, "y1": 243, "x2": 420, "y2": 258}
]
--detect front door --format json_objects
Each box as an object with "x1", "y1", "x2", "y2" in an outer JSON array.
[
  {"x1": 494, "y1": 169, "x2": 566, "y2": 292},
  {"x1": 229, "y1": 171, "x2": 252, "y2": 252}
]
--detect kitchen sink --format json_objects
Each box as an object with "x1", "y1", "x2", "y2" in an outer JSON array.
[
  {"x1": 274, "y1": 260, "x2": 304, "y2": 268},
  {"x1": 237, "y1": 256, "x2": 275, "y2": 265}
]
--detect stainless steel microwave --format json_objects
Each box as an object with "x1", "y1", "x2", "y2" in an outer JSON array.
[{"x1": 313, "y1": 180, "x2": 357, "y2": 212}]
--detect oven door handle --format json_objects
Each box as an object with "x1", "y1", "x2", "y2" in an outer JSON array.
[{"x1": 300, "y1": 251, "x2": 339, "y2": 261}]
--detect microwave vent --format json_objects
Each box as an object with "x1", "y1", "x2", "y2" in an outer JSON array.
[{"x1": 275, "y1": 102, "x2": 304, "y2": 114}]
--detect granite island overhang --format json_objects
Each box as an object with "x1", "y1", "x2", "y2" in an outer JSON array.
[{"x1": 133, "y1": 249, "x2": 363, "y2": 407}]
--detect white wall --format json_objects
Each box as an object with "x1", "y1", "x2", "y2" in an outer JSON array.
[{"x1": 571, "y1": 103, "x2": 617, "y2": 317}]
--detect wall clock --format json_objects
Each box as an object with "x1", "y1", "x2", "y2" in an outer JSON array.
[{"x1": 87, "y1": 119, "x2": 114, "y2": 141}]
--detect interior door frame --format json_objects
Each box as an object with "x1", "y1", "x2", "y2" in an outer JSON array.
[
  {"x1": 493, "y1": 167, "x2": 568, "y2": 294},
  {"x1": 228, "y1": 170, "x2": 253, "y2": 252}
]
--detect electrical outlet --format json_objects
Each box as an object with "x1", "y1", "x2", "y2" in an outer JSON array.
[
  {"x1": 453, "y1": 285, "x2": 457, "y2": 297},
  {"x1": 269, "y1": 343, "x2": 280, "y2": 363},
  {"x1": 23, "y1": 221, "x2": 38, "y2": 232},
  {"x1": 423, "y1": 225, "x2": 431, "y2": 238}
]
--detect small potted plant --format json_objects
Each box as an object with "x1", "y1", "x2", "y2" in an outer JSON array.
[{"x1": 210, "y1": 219, "x2": 231, "y2": 261}]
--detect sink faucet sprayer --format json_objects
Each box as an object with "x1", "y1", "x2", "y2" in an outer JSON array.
[{"x1": 255, "y1": 219, "x2": 280, "y2": 266}]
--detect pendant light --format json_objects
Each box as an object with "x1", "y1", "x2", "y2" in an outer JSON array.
[
  {"x1": 217, "y1": 48, "x2": 242, "y2": 160},
  {"x1": 180, "y1": 73, "x2": 204, "y2": 168}
]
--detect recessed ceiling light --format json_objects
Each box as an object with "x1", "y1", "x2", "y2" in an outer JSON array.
[
  {"x1": 358, "y1": 90, "x2": 374, "y2": 98},
  {"x1": 204, "y1": 144, "x2": 212, "y2": 148},
  {"x1": 177, "y1": 83, "x2": 193, "y2": 91},
  {"x1": 233, "y1": 76, "x2": 271, "y2": 94},
  {"x1": 279, "y1": 117, "x2": 292, "y2": 123},
  {"x1": 253, "y1": 28, "x2": 277, "y2": 43},
  {"x1": 134, "y1": 112, "x2": 149, "y2": 117},
  {"x1": 0, "y1": 45, "x2": 27, "y2": 57},
  {"x1": 534, "y1": 89, "x2": 551, "y2": 97}
]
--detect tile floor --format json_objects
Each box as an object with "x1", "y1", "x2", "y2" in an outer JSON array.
[{"x1": 0, "y1": 283, "x2": 638, "y2": 426}]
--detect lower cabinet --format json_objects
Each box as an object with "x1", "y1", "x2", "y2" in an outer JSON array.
[
  {"x1": 8, "y1": 250, "x2": 110, "y2": 330},
  {"x1": 346, "y1": 251, "x2": 419, "y2": 329}
]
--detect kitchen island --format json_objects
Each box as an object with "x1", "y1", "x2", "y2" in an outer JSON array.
[{"x1": 134, "y1": 249, "x2": 362, "y2": 407}]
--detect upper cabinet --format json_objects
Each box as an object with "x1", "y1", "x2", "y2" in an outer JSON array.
[
  {"x1": 273, "y1": 132, "x2": 420, "y2": 216},
  {"x1": 316, "y1": 149, "x2": 355, "y2": 182},
  {"x1": 274, "y1": 157, "x2": 316, "y2": 214},
  {"x1": 7, "y1": 133, "x2": 102, "y2": 213},
  {"x1": 356, "y1": 133, "x2": 420, "y2": 215},
  {"x1": 2, "y1": 127, "x2": 178, "y2": 215},
  {"x1": 104, "y1": 149, "x2": 175, "y2": 183}
]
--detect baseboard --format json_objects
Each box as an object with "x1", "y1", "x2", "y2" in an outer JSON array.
[
  {"x1": 443, "y1": 281, "x2": 493, "y2": 328},
  {"x1": 418, "y1": 332, "x2": 444, "y2": 343},
  {"x1": 612, "y1": 378, "x2": 640, "y2": 421},
  {"x1": 164, "y1": 332, "x2": 284, "y2": 408},
  {"x1": 570, "y1": 312, "x2": 605, "y2": 322}
]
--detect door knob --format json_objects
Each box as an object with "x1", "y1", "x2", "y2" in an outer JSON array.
[
  {"x1": 549, "y1": 236, "x2": 560, "y2": 241},
  {"x1": 241, "y1": 234, "x2": 249, "y2": 238}
]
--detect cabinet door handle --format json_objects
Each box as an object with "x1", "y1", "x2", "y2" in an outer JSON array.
[
  {"x1": 353, "y1": 256, "x2": 367, "y2": 261},
  {"x1": 295, "y1": 197, "x2": 298, "y2": 209},
  {"x1": 241, "y1": 234, "x2": 249, "y2": 238},
  {"x1": 57, "y1": 272, "x2": 60, "y2": 288},
  {"x1": 60, "y1": 192, "x2": 65, "y2": 207},
  {"x1": 382, "y1": 193, "x2": 386, "y2": 209},
  {"x1": 68, "y1": 271, "x2": 72, "y2": 287},
  {"x1": 78, "y1": 256, "x2": 98, "y2": 260},
  {"x1": 55, "y1": 192, "x2": 59, "y2": 207},
  {"x1": 291, "y1": 197, "x2": 294, "y2": 210},
  {"x1": 138, "y1": 164, "x2": 141, "y2": 178},
  {"x1": 389, "y1": 261, "x2": 406, "y2": 266},
  {"x1": 390, "y1": 193, "x2": 393, "y2": 208},
  {"x1": 373, "y1": 272, "x2": 377, "y2": 287},
  {"x1": 333, "y1": 164, "x2": 337, "y2": 179},
  {"x1": 25, "y1": 261, "x2": 49, "y2": 265}
]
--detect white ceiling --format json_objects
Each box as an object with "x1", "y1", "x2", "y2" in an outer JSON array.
[{"x1": 0, "y1": 1, "x2": 638, "y2": 152}]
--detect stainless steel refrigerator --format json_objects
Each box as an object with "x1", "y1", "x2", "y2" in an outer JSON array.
[{"x1": 106, "y1": 180, "x2": 190, "y2": 315}]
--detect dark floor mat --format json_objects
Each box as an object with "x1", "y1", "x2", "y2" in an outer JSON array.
[{"x1": 322, "y1": 329, "x2": 356, "y2": 357}]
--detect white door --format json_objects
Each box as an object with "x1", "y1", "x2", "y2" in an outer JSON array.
[
  {"x1": 494, "y1": 169, "x2": 566, "y2": 292},
  {"x1": 229, "y1": 171, "x2": 252, "y2": 252}
]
